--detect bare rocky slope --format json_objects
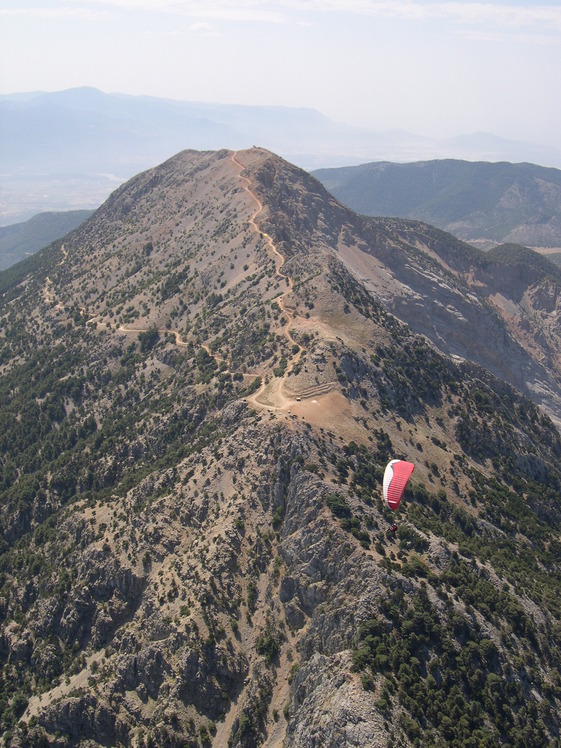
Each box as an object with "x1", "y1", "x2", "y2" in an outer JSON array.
[{"x1": 1, "y1": 148, "x2": 561, "y2": 747}]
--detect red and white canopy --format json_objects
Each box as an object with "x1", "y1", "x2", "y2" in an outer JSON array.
[{"x1": 382, "y1": 459, "x2": 415, "y2": 511}]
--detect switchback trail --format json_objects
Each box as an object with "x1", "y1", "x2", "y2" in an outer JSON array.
[
  {"x1": 230, "y1": 151, "x2": 305, "y2": 411},
  {"x1": 43, "y1": 156, "x2": 330, "y2": 414}
]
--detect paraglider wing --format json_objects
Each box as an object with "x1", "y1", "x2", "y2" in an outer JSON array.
[{"x1": 383, "y1": 459, "x2": 415, "y2": 511}]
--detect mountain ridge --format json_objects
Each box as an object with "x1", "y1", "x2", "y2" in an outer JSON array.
[
  {"x1": 2, "y1": 87, "x2": 561, "y2": 224},
  {"x1": 1, "y1": 148, "x2": 561, "y2": 747},
  {"x1": 313, "y1": 158, "x2": 561, "y2": 250},
  {"x1": 0, "y1": 210, "x2": 94, "y2": 270}
]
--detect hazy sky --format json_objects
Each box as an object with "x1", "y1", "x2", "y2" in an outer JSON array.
[{"x1": 1, "y1": 0, "x2": 560, "y2": 149}]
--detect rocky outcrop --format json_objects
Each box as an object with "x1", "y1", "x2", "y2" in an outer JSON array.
[{"x1": 286, "y1": 651, "x2": 388, "y2": 748}]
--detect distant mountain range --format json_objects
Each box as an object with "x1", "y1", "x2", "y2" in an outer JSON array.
[
  {"x1": 0, "y1": 210, "x2": 93, "y2": 270},
  {"x1": 2, "y1": 147, "x2": 561, "y2": 747},
  {"x1": 313, "y1": 159, "x2": 561, "y2": 250},
  {"x1": 2, "y1": 87, "x2": 561, "y2": 224}
]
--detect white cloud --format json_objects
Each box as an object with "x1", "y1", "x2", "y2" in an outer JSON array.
[
  {"x1": 4, "y1": 1, "x2": 561, "y2": 33},
  {"x1": 307, "y1": 0, "x2": 561, "y2": 32},
  {"x1": 0, "y1": 6, "x2": 107, "y2": 20},
  {"x1": 441, "y1": 2, "x2": 561, "y2": 31},
  {"x1": 188, "y1": 20, "x2": 222, "y2": 35},
  {"x1": 50, "y1": 0, "x2": 288, "y2": 23},
  {"x1": 459, "y1": 28, "x2": 558, "y2": 45}
]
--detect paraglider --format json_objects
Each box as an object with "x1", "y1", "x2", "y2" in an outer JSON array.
[{"x1": 383, "y1": 459, "x2": 414, "y2": 532}]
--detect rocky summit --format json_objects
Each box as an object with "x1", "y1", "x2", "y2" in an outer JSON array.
[{"x1": 1, "y1": 148, "x2": 561, "y2": 747}]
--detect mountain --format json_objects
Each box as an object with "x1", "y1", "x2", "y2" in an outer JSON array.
[
  {"x1": 2, "y1": 87, "x2": 561, "y2": 224},
  {"x1": 312, "y1": 159, "x2": 561, "y2": 250},
  {"x1": 1, "y1": 148, "x2": 561, "y2": 747},
  {"x1": 0, "y1": 211, "x2": 94, "y2": 271}
]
